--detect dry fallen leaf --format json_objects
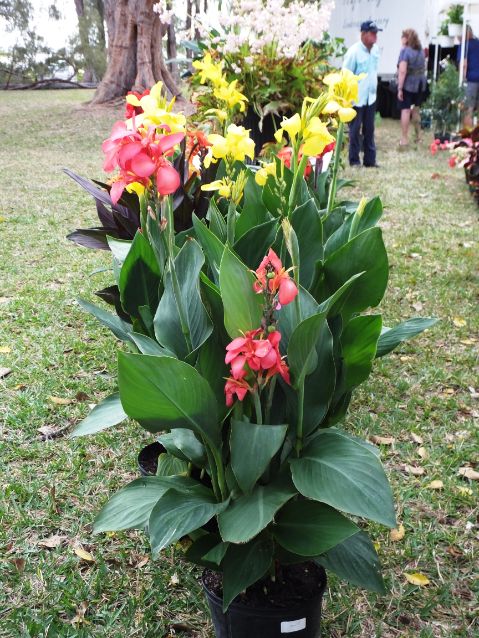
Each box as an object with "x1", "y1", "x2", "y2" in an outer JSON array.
[
  {"x1": 405, "y1": 572, "x2": 430, "y2": 586},
  {"x1": 48, "y1": 396, "x2": 73, "y2": 405},
  {"x1": 458, "y1": 467, "x2": 479, "y2": 481},
  {"x1": 417, "y1": 447, "x2": 428, "y2": 459},
  {"x1": 71, "y1": 601, "x2": 89, "y2": 626},
  {"x1": 0, "y1": 346, "x2": 11, "y2": 353},
  {"x1": 412, "y1": 302, "x2": 423, "y2": 312},
  {"x1": 369, "y1": 435, "x2": 395, "y2": 445},
  {"x1": 457, "y1": 486, "x2": 473, "y2": 496},
  {"x1": 37, "y1": 425, "x2": 68, "y2": 441},
  {"x1": 452, "y1": 317, "x2": 466, "y2": 328},
  {"x1": 411, "y1": 433, "x2": 424, "y2": 445},
  {"x1": 169, "y1": 572, "x2": 180, "y2": 586},
  {"x1": 460, "y1": 338, "x2": 476, "y2": 346},
  {"x1": 0, "y1": 297, "x2": 13, "y2": 304},
  {"x1": 136, "y1": 556, "x2": 149, "y2": 568},
  {"x1": 13, "y1": 383, "x2": 27, "y2": 391},
  {"x1": 390, "y1": 524, "x2": 405, "y2": 541},
  {"x1": 74, "y1": 547, "x2": 95, "y2": 562},
  {"x1": 404, "y1": 464, "x2": 425, "y2": 476},
  {"x1": 427, "y1": 480, "x2": 444, "y2": 490},
  {"x1": 38, "y1": 534, "x2": 66, "y2": 549},
  {"x1": 0, "y1": 367, "x2": 12, "y2": 379},
  {"x1": 12, "y1": 558, "x2": 26, "y2": 572},
  {"x1": 446, "y1": 546, "x2": 464, "y2": 558}
]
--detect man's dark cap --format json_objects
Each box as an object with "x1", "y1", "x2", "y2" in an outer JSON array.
[{"x1": 360, "y1": 20, "x2": 383, "y2": 33}]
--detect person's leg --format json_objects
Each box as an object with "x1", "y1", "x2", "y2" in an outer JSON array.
[
  {"x1": 464, "y1": 108, "x2": 474, "y2": 129},
  {"x1": 400, "y1": 108, "x2": 411, "y2": 144},
  {"x1": 348, "y1": 107, "x2": 363, "y2": 165},
  {"x1": 363, "y1": 103, "x2": 377, "y2": 166}
]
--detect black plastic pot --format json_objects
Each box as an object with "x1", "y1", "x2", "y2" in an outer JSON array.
[
  {"x1": 242, "y1": 108, "x2": 292, "y2": 156},
  {"x1": 138, "y1": 441, "x2": 164, "y2": 476},
  {"x1": 202, "y1": 566, "x2": 327, "y2": 638}
]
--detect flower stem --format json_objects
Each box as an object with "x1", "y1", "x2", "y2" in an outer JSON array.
[
  {"x1": 253, "y1": 391, "x2": 263, "y2": 425},
  {"x1": 264, "y1": 376, "x2": 277, "y2": 424},
  {"x1": 326, "y1": 121, "x2": 344, "y2": 214},
  {"x1": 226, "y1": 199, "x2": 236, "y2": 245},
  {"x1": 288, "y1": 154, "x2": 309, "y2": 215}
]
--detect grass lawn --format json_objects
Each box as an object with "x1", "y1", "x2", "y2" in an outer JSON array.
[{"x1": 0, "y1": 91, "x2": 477, "y2": 638}]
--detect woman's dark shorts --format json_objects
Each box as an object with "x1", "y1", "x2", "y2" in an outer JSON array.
[{"x1": 398, "y1": 89, "x2": 427, "y2": 110}]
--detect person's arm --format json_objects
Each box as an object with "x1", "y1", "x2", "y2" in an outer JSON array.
[
  {"x1": 343, "y1": 47, "x2": 357, "y2": 73},
  {"x1": 397, "y1": 60, "x2": 407, "y2": 102}
]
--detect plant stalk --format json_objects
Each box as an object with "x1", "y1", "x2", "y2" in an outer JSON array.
[
  {"x1": 288, "y1": 154, "x2": 309, "y2": 215},
  {"x1": 253, "y1": 391, "x2": 263, "y2": 425},
  {"x1": 295, "y1": 382, "x2": 305, "y2": 457},
  {"x1": 326, "y1": 120, "x2": 344, "y2": 214},
  {"x1": 226, "y1": 199, "x2": 236, "y2": 245}
]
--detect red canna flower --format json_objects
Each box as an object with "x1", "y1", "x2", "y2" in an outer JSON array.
[
  {"x1": 225, "y1": 376, "x2": 253, "y2": 407},
  {"x1": 254, "y1": 248, "x2": 298, "y2": 307},
  {"x1": 125, "y1": 89, "x2": 150, "y2": 119}
]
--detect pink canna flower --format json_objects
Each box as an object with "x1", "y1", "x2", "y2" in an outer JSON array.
[
  {"x1": 254, "y1": 248, "x2": 298, "y2": 306},
  {"x1": 225, "y1": 376, "x2": 253, "y2": 407}
]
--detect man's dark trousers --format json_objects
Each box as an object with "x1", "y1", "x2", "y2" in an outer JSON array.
[{"x1": 348, "y1": 102, "x2": 377, "y2": 166}]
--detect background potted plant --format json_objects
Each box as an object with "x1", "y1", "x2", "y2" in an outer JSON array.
[
  {"x1": 425, "y1": 59, "x2": 465, "y2": 141},
  {"x1": 447, "y1": 4, "x2": 464, "y2": 37},
  {"x1": 438, "y1": 21, "x2": 454, "y2": 48},
  {"x1": 68, "y1": 76, "x2": 436, "y2": 636}
]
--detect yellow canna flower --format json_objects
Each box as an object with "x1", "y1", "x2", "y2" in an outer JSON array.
[
  {"x1": 275, "y1": 113, "x2": 302, "y2": 144},
  {"x1": 255, "y1": 161, "x2": 276, "y2": 186},
  {"x1": 302, "y1": 117, "x2": 335, "y2": 156},
  {"x1": 192, "y1": 53, "x2": 226, "y2": 88},
  {"x1": 128, "y1": 81, "x2": 186, "y2": 133},
  {"x1": 125, "y1": 181, "x2": 147, "y2": 197},
  {"x1": 337, "y1": 107, "x2": 357, "y2": 123},
  {"x1": 205, "y1": 108, "x2": 228, "y2": 122},
  {"x1": 213, "y1": 80, "x2": 248, "y2": 112},
  {"x1": 323, "y1": 69, "x2": 366, "y2": 111},
  {"x1": 201, "y1": 179, "x2": 232, "y2": 199},
  {"x1": 205, "y1": 124, "x2": 255, "y2": 167}
]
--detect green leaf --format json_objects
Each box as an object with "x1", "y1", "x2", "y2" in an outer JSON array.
[
  {"x1": 222, "y1": 536, "x2": 274, "y2": 611},
  {"x1": 118, "y1": 353, "x2": 220, "y2": 447},
  {"x1": 203, "y1": 541, "x2": 229, "y2": 565},
  {"x1": 156, "y1": 453, "x2": 189, "y2": 476},
  {"x1": 230, "y1": 420, "x2": 288, "y2": 493},
  {"x1": 185, "y1": 533, "x2": 222, "y2": 567},
  {"x1": 157, "y1": 429, "x2": 206, "y2": 466},
  {"x1": 315, "y1": 531, "x2": 385, "y2": 594},
  {"x1": 349, "y1": 196, "x2": 383, "y2": 239},
  {"x1": 287, "y1": 312, "x2": 327, "y2": 387},
  {"x1": 149, "y1": 487, "x2": 227, "y2": 554},
  {"x1": 192, "y1": 214, "x2": 224, "y2": 284},
  {"x1": 219, "y1": 246, "x2": 264, "y2": 338},
  {"x1": 218, "y1": 475, "x2": 296, "y2": 543},
  {"x1": 154, "y1": 238, "x2": 212, "y2": 359},
  {"x1": 208, "y1": 198, "x2": 227, "y2": 242},
  {"x1": 130, "y1": 332, "x2": 174, "y2": 356},
  {"x1": 340, "y1": 315, "x2": 382, "y2": 390},
  {"x1": 119, "y1": 230, "x2": 162, "y2": 320},
  {"x1": 70, "y1": 392, "x2": 127, "y2": 437},
  {"x1": 77, "y1": 298, "x2": 132, "y2": 342},
  {"x1": 290, "y1": 428, "x2": 396, "y2": 527},
  {"x1": 276, "y1": 286, "x2": 319, "y2": 352},
  {"x1": 316, "y1": 272, "x2": 364, "y2": 317},
  {"x1": 323, "y1": 227, "x2": 389, "y2": 318},
  {"x1": 93, "y1": 476, "x2": 199, "y2": 532},
  {"x1": 376, "y1": 318, "x2": 438, "y2": 358},
  {"x1": 274, "y1": 499, "x2": 358, "y2": 556},
  {"x1": 106, "y1": 236, "x2": 132, "y2": 264},
  {"x1": 233, "y1": 219, "x2": 277, "y2": 270},
  {"x1": 291, "y1": 198, "x2": 323, "y2": 288},
  {"x1": 236, "y1": 174, "x2": 269, "y2": 239}
]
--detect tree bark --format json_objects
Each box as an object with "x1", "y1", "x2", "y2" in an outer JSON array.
[{"x1": 91, "y1": 0, "x2": 181, "y2": 104}]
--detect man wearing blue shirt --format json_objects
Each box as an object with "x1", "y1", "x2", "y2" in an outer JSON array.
[
  {"x1": 457, "y1": 26, "x2": 479, "y2": 128},
  {"x1": 343, "y1": 20, "x2": 381, "y2": 167}
]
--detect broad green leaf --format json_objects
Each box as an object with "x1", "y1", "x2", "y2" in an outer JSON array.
[
  {"x1": 288, "y1": 312, "x2": 327, "y2": 387},
  {"x1": 149, "y1": 487, "x2": 227, "y2": 554},
  {"x1": 106, "y1": 236, "x2": 132, "y2": 264},
  {"x1": 185, "y1": 533, "x2": 222, "y2": 567},
  {"x1": 323, "y1": 214, "x2": 353, "y2": 258},
  {"x1": 118, "y1": 353, "x2": 220, "y2": 447},
  {"x1": 276, "y1": 286, "x2": 319, "y2": 352},
  {"x1": 340, "y1": 315, "x2": 382, "y2": 390},
  {"x1": 230, "y1": 420, "x2": 288, "y2": 493},
  {"x1": 233, "y1": 219, "x2": 277, "y2": 270},
  {"x1": 376, "y1": 318, "x2": 438, "y2": 358},
  {"x1": 70, "y1": 392, "x2": 127, "y2": 437},
  {"x1": 323, "y1": 227, "x2": 388, "y2": 318},
  {"x1": 222, "y1": 536, "x2": 274, "y2": 611},
  {"x1": 156, "y1": 453, "x2": 189, "y2": 476},
  {"x1": 321, "y1": 206, "x2": 347, "y2": 241},
  {"x1": 315, "y1": 531, "x2": 385, "y2": 593},
  {"x1": 154, "y1": 238, "x2": 212, "y2": 359},
  {"x1": 119, "y1": 230, "x2": 162, "y2": 320},
  {"x1": 130, "y1": 332, "x2": 174, "y2": 356},
  {"x1": 218, "y1": 475, "x2": 296, "y2": 543},
  {"x1": 192, "y1": 214, "x2": 224, "y2": 284},
  {"x1": 208, "y1": 198, "x2": 227, "y2": 242},
  {"x1": 302, "y1": 320, "x2": 336, "y2": 435},
  {"x1": 195, "y1": 333, "x2": 229, "y2": 416},
  {"x1": 219, "y1": 246, "x2": 264, "y2": 338},
  {"x1": 316, "y1": 272, "x2": 364, "y2": 317},
  {"x1": 203, "y1": 541, "x2": 229, "y2": 565},
  {"x1": 77, "y1": 298, "x2": 132, "y2": 342},
  {"x1": 157, "y1": 429, "x2": 206, "y2": 466},
  {"x1": 291, "y1": 198, "x2": 323, "y2": 288},
  {"x1": 93, "y1": 475, "x2": 199, "y2": 532},
  {"x1": 236, "y1": 174, "x2": 269, "y2": 239},
  {"x1": 290, "y1": 428, "x2": 396, "y2": 527},
  {"x1": 349, "y1": 196, "x2": 383, "y2": 239},
  {"x1": 274, "y1": 499, "x2": 358, "y2": 556}
]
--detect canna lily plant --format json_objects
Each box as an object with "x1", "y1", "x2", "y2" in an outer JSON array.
[{"x1": 69, "y1": 76, "x2": 437, "y2": 614}]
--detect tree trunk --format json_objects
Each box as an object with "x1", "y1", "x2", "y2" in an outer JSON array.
[
  {"x1": 91, "y1": 0, "x2": 181, "y2": 104},
  {"x1": 166, "y1": 0, "x2": 178, "y2": 81}
]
